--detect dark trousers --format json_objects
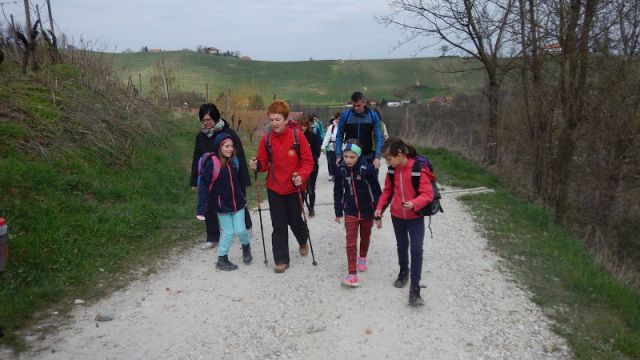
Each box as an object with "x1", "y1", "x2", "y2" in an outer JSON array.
[
  {"x1": 326, "y1": 151, "x2": 337, "y2": 177},
  {"x1": 391, "y1": 216, "x2": 425, "y2": 286},
  {"x1": 267, "y1": 190, "x2": 309, "y2": 265},
  {"x1": 305, "y1": 163, "x2": 319, "y2": 211},
  {"x1": 205, "y1": 191, "x2": 252, "y2": 243}
]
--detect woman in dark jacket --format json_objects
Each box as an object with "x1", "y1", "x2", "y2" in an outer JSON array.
[
  {"x1": 190, "y1": 103, "x2": 251, "y2": 249},
  {"x1": 300, "y1": 114, "x2": 322, "y2": 217}
]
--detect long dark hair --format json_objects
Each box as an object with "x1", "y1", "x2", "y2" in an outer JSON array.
[{"x1": 381, "y1": 136, "x2": 417, "y2": 158}]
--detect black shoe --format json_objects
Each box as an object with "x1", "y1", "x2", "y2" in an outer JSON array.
[
  {"x1": 216, "y1": 256, "x2": 238, "y2": 271},
  {"x1": 308, "y1": 209, "x2": 315, "y2": 217},
  {"x1": 242, "y1": 244, "x2": 253, "y2": 264},
  {"x1": 394, "y1": 272, "x2": 409, "y2": 288},
  {"x1": 409, "y1": 285, "x2": 425, "y2": 306}
]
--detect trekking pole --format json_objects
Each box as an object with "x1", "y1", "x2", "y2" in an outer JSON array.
[
  {"x1": 255, "y1": 171, "x2": 268, "y2": 266},
  {"x1": 293, "y1": 173, "x2": 317, "y2": 266}
]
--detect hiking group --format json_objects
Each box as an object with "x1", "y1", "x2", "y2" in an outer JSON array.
[{"x1": 191, "y1": 92, "x2": 442, "y2": 306}]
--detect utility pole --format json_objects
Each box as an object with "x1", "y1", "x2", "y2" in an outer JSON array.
[
  {"x1": 10, "y1": 14, "x2": 19, "y2": 56},
  {"x1": 205, "y1": 83, "x2": 209, "y2": 103},
  {"x1": 46, "y1": 0, "x2": 54, "y2": 36},
  {"x1": 138, "y1": 73, "x2": 142, "y2": 96},
  {"x1": 23, "y1": 0, "x2": 32, "y2": 32}
]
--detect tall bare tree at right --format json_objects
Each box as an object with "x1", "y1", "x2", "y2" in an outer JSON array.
[{"x1": 380, "y1": 0, "x2": 517, "y2": 165}]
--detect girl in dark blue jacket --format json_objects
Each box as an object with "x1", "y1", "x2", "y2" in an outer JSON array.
[
  {"x1": 333, "y1": 139, "x2": 382, "y2": 287},
  {"x1": 197, "y1": 134, "x2": 251, "y2": 271}
]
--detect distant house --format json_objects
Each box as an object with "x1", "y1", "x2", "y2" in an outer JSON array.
[
  {"x1": 204, "y1": 47, "x2": 220, "y2": 55},
  {"x1": 544, "y1": 43, "x2": 562, "y2": 53},
  {"x1": 430, "y1": 96, "x2": 451, "y2": 105},
  {"x1": 149, "y1": 48, "x2": 162, "y2": 53},
  {"x1": 240, "y1": 56, "x2": 252, "y2": 61}
]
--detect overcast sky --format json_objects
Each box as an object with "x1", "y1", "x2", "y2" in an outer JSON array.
[{"x1": 1, "y1": 0, "x2": 440, "y2": 61}]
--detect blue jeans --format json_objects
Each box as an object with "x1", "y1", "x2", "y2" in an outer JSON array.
[
  {"x1": 217, "y1": 209, "x2": 250, "y2": 257},
  {"x1": 391, "y1": 216, "x2": 425, "y2": 287}
]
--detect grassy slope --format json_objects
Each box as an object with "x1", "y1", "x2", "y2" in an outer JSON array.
[
  {"x1": 108, "y1": 51, "x2": 485, "y2": 105},
  {"x1": 0, "y1": 63, "x2": 202, "y2": 349},
  {"x1": 424, "y1": 147, "x2": 640, "y2": 359}
]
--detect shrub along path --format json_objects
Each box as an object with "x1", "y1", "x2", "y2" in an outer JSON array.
[{"x1": 14, "y1": 158, "x2": 571, "y2": 359}]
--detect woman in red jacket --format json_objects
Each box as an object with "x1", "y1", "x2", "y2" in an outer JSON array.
[
  {"x1": 250, "y1": 101, "x2": 315, "y2": 273},
  {"x1": 374, "y1": 137, "x2": 434, "y2": 306}
]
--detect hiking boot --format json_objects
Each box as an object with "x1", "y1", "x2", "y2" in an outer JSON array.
[
  {"x1": 394, "y1": 271, "x2": 409, "y2": 288},
  {"x1": 242, "y1": 244, "x2": 253, "y2": 265},
  {"x1": 273, "y1": 263, "x2": 289, "y2": 273},
  {"x1": 216, "y1": 256, "x2": 238, "y2": 271},
  {"x1": 328, "y1": 176, "x2": 334, "y2": 182},
  {"x1": 409, "y1": 285, "x2": 425, "y2": 307},
  {"x1": 357, "y1": 257, "x2": 368, "y2": 272},
  {"x1": 341, "y1": 274, "x2": 360, "y2": 287},
  {"x1": 201, "y1": 241, "x2": 218, "y2": 250},
  {"x1": 308, "y1": 209, "x2": 315, "y2": 217},
  {"x1": 299, "y1": 243, "x2": 309, "y2": 256}
]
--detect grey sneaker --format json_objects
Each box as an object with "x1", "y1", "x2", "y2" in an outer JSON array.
[{"x1": 201, "y1": 241, "x2": 217, "y2": 250}]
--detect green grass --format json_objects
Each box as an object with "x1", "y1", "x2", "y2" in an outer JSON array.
[
  {"x1": 0, "y1": 112, "x2": 201, "y2": 349},
  {"x1": 423, "y1": 147, "x2": 640, "y2": 359},
  {"x1": 107, "y1": 51, "x2": 485, "y2": 105}
]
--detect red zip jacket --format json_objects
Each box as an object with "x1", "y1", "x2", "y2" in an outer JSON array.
[
  {"x1": 376, "y1": 158, "x2": 435, "y2": 220},
  {"x1": 256, "y1": 127, "x2": 314, "y2": 195}
]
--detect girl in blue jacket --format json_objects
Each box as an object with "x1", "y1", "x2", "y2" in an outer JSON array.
[
  {"x1": 333, "y1": 139, "x2": 382, "y2": 287},
  {"x1": 197, "y1": 134, "x2": 251, "y2": 271}
]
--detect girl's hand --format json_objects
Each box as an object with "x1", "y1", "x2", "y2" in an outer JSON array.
[
  {"x1": 374, "y1": 218, "x2": 382, "y2": 229},
  {"x1": 374, "y1": 209, "x2": 382, "y2": 218},
  {"x1": 335, "y1": 217, "x2": 342, "y2": 224},
  {"x1": 249, "y1": 158, "x2": 258, "y2": 171},
  {"x1": 402, "y1": 201, "x2": 414, "y2": 210}
]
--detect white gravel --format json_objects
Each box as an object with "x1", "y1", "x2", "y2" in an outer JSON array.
[{"x1": 9, "y1": 158, "x2": 572, "y2": 359}]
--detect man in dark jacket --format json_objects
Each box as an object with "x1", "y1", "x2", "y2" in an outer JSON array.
[
  {"x1": 335, "y1": 92, "x2": 384, "y2": 169},
  {"x1": 190, "y1": 103, "x2": 251, "y2": 249}
]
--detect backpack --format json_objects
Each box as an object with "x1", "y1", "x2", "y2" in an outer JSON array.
[
  {"x1": 387, "y1": 154, "x2": 444, "y2": 217},
  {"x1": 197, "y1": 153, "x2": 239, "y2": 193},
  {"x1": 265, "y1": 124, "x2": 301, "y2": 163},
  {"x1": 387, "y1": 155, "x2": 443, "y2": 238}
]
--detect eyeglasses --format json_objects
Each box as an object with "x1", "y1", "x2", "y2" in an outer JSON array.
[{"x1": 201, "y1": 118, "x2": 215, "y2": 123}]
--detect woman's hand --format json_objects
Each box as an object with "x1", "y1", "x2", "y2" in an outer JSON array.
[
  {"x1": 401, "y1": 201, "x2": 414, "y2": 210},
  {"x1": 374, "y1": 209, "x2": 382, "y2": 218},
  {"x1": 249, "y1": 158, "x2": 258, "y2": 171},
  {"x1": 335, "y1": 217, "x2": 342, "y2": 224},
  {"x1": 292, "y1": 172, "x2": 302, "y2": 187},
  {"x1": 191, "y1": 186, "x2": 198, "y2": 192}
]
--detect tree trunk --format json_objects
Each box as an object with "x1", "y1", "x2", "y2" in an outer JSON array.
[{"x1": 484, "y1": 75, "x2": 499, "y2": 166}]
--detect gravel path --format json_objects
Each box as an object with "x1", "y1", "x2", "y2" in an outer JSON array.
[{"x1": 13, "y1": 158, "x2": 572, "y2": 359}]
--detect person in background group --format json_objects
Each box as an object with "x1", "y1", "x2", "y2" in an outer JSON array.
[
  {"x1": 335, "y1": 92, "x2": 384, "y2": 170},
  {"x1": 321, "y1": 112, "x2": 340, "y2": 181},
  {"x1": 333, "y1": 139, "x2": 381, "y2": 287},
  {"x1": 374, "y1": 137, "x2": 434, "y2": 307},
  {"x1": 190, "y1": 103, "x2": 251, "y2": 250},
  {"x1": 300, "y1": 114, "x2": 322, "y2": 217},
  {"x1": 250, "y1": 101, "x2": 315, "y2": 273},
  {"x1": 310, "y1": 113, "x2": 325, "y2": 141}
]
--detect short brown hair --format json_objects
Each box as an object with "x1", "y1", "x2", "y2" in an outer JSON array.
[{"x1": 267, "y1": 100, "x2": 289, "y2": 120}]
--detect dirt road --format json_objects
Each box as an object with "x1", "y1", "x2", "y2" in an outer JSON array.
[{"x1": 14, "y1": 158, "x2": 571, "y2": 359}]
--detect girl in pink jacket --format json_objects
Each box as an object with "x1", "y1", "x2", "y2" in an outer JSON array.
[{"x1": 375, "y1": 137, "x2": 434, "y2": 307}]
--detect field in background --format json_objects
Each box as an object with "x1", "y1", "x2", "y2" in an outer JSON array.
[{"x1": 107, "y1": 51, "x2": 485, "y2": 106}]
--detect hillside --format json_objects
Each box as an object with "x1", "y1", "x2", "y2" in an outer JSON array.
[
  {"x1": 108, "y1": 51, "x2": 485, "y2": 105},
  {"x1": 0, "y1": 60, "x2": 200, "y2": 348}
]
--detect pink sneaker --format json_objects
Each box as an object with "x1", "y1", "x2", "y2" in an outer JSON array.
[
  {"x1": 357, "y1": 257, "x2": 368, "y2": 272},
  {"x1": 341, "y1": 274, "x2": 360, "y2": 287}
]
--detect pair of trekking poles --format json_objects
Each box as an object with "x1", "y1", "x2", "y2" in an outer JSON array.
[{"x1": 254, "y1": 171, "x2": 317, "y2": 266}]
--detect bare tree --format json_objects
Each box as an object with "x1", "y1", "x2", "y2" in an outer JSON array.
[{"x1": 380, "y1": 0, "x2": 517, "y2": 165}]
